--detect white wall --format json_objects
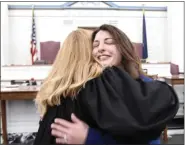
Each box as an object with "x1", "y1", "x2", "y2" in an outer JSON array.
[
  {"x1": 167, "y1": 2, "x2": 184, "y2": 72},
  {"x1": 3, "y1": 2, "x2": 169, "y2": 65},
  {"x1": 6, "y1": 100, "x2": 40, "y2": 133},
  {"x1": 1, "y1": 2, "x2": 10, "y2": 66},
  {"x1": 1, "y1": 2, "x2": 184, "y2": 72}
]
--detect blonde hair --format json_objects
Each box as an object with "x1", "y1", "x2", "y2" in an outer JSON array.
[{"x1": 35, "y1": 30, "x2": 103, "y2": 116}]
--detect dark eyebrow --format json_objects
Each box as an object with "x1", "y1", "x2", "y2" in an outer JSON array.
[{"x1": 93, "y1": 40, "x2": 99, "y2": 42}]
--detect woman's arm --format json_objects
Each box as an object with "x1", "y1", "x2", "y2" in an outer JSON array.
[
  {"x1": 51, "y1": 113, "x2": 116, "y2": 144},
  {"x1": 51, "y1": 114, "x2": 160, "y2": 145},
  {"x1": 86, "y1": 128, "x2": 116, "y2": 144}
]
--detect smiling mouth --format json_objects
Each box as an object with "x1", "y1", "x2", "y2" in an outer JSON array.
[{"x1": 98, "y1": 55, "x2": 110, "y2": 60}]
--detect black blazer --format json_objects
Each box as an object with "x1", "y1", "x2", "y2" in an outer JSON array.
[{"x1": 34, "y1": 66, "x2": 179, "y2": 145}]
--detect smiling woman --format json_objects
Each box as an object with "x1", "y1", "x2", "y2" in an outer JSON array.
[
  {"x1": 92, "y1": 31, "x2": 122, "y2": 68},
  {"x1": 92, "y1": 24, "x2": 142, "y2": 79}
]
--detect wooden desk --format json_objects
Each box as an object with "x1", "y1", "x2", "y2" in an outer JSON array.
[
  {"x1": 163, "y1": 75, "x2": 184, "y2": 86},
  {"x1": 1, "y1": 76, "x2": 184, "y2": 144},
  {"x1": 162, "y1": 75, "x2": 184, "y2": 143},
  {"x1": 0, "y1": 86, "x2": 39, "y2": 145}
]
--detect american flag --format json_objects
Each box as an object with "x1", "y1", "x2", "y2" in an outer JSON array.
[{"x1": 30, "y1": 6, "x2": 38, "y2": 64}]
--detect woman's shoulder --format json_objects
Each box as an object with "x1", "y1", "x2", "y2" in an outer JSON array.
[
  {"x1": 81, "y1": 66, "x2": 135, "y2": 94},
  {"x1": 91, "y1": 66, "x2": 129, "y2": 81},
  {"x1": 84, "y1": 66, "x2": 127, "y2": 86}
]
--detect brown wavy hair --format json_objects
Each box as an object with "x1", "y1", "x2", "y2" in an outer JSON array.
[{"x1": 92, "y1": 24, "x2": 144, "y2": 79}]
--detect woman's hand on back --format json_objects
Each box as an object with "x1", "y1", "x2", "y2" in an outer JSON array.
[{"x1": 51, "y1": 113, "x2": 89, "y2": 144}]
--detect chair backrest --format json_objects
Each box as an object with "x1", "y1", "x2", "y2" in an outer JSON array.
[
  {"x1": 170, "y1": 63, "x2": 179, "y2": 75},
  {"x1": 40, "y1": 41, "x2": 60, "y2": 64},
  {"x1": 132, "y1": 42, "x2": 143, "y2": 59}
]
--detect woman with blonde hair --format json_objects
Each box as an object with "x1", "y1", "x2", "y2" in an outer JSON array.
[
  {"x1": 34, "y1": 28, "x2": 178, "y2": 145},
  {"x1": 35, "y1": 29, "x2": 103, "y2": 116}
]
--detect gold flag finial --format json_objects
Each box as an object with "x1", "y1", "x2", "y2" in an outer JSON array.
[
  {"x1": 142, "y1": 4, "x2": 145, "y2": 14},
  {"x1": 31, "y1": 5, "x2": 35, "y2": 16}
]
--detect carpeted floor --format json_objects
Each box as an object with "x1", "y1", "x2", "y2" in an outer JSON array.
[
  {"x1": 0, "y1": 133, "x2": 184, "y2": 145},
  {"x1": 0, "y1": 134, "x2": 184, "y2": 144},
  {"x1": 165, "y1": 134, "x2": 184, "y2": 144}
]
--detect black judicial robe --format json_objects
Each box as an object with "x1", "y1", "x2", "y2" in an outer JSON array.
[{"x1": 34, "y1": 66, "x2": 179, "y2": 145}]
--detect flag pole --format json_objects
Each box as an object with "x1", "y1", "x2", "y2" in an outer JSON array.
[
  {"x1": 32, "y1": 5, "x2": 34, "y2": 17},
  {"x1": 142, "y1": 4, "x2": 145, "y2": 63},
  {"x1": 31, "y1": 5, "x2": 34, "y2": 65},
  {"x1": 141, "y1": 4, "x2": 148, "y2": 63},
  {"x1": 142, "y1": 4, "x2": 145, "y2": 14},
  {"x1": 30, "y1": 4, "x2": 38, "y2": 65}
]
